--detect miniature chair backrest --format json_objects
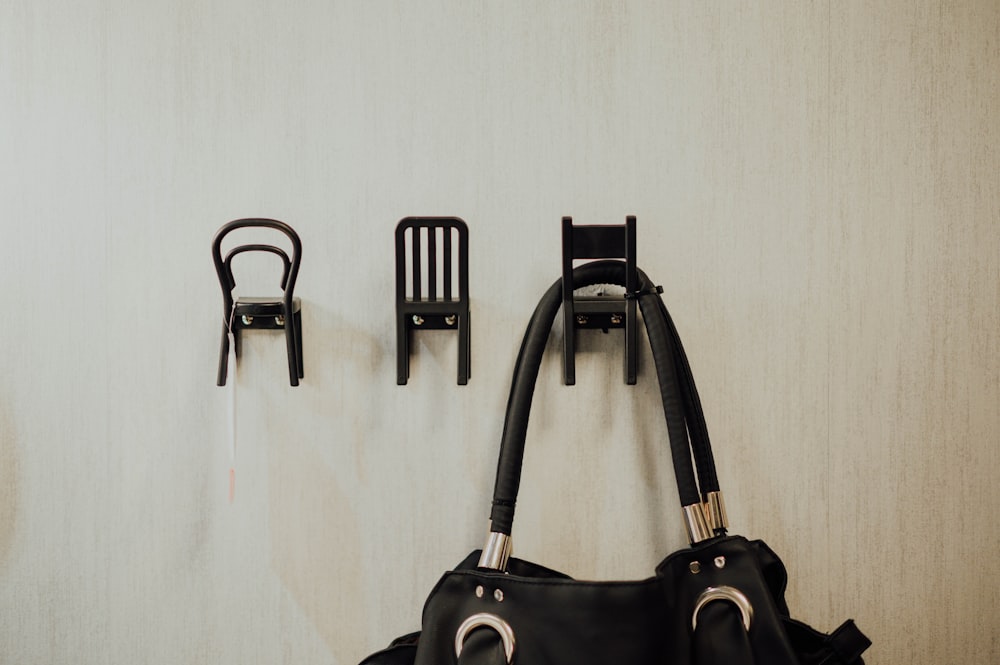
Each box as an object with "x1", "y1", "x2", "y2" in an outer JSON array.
[
  {"x1": 395, "y1": 217, "x2": 469, "y2": 305},
  {"x1": 212, "y1": 218, "x2": 302, "y2": 316}
]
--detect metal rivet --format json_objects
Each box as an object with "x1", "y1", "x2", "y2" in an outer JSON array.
[
  {"x1": 241, "y1": 315, "x2": 254, "y2": 326},
  {"x1": 610, "y1": 313, "x2": 623, "y2": 324},
  {"x1": 689, "y1": 562, "x2": 701, "y2": 574},
  {"x1": 714, "y1": 556, "x2": 726, "y2": 569},
  {"x1": 576, "y1": 315, "x2": 588, "y2": 325},
  {"x1": 475, "y1": 586, "x2": 484, "y2": 598},
  {"x1": 445, "y1": 315, "x2": 456, "y2": 326},
  {"x1": 412, "y1": 315, "x2": 424, "y2": 326},
  {"x1": 274, "y1": 315, "x2": 285, "y2": 326},
  {"x1": 493, "y1": 589, "x2": 504, "y2": 602}
]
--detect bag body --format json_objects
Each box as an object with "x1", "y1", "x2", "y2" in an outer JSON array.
[{"x1": 360, "y1": 261, "x2": 869, "y2": 665}]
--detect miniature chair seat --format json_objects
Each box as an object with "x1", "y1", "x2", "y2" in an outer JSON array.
[
  {"x1": 212, "y1": 219, "x2": 303, "y2": 386},
  {"x1": 395, "y1": 217, "x2": 470, "y2": 385}
]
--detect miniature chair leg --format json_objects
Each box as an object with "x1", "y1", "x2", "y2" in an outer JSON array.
[
  {"x1": 283, "y1": 312, "x2": 300, "y2": 387},
  {"x1": 217, "y1": 324, "x2": 231, "y2": 386},
  {"x1": 624, "y1": 299, "x2": 637, "y2": 385},
  {"x1": 457, "y1": 312, "x2": 470, "y2": 385},
  {"x1": 397, "y1": 313, "x2": 410, "y2": 385},
  {"x1": 294, "y1": 309, "x2": 304, "y2": 379},
  {"x1": 562, "y1": 303, "x2": 577, "y2": 386}
]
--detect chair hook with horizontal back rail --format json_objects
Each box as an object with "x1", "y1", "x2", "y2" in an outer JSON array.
[
  {"x1": 561, "y1": 215, "x2": 638, "y2": 385},
  {"x1": 212, "y1": 218, "x2": 303, "y2": 386},
  {"x1": 395, "y1": 217, "x2": 470, "y2": 385}
]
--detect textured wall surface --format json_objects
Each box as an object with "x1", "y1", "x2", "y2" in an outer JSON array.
[{"x1": 1, "y1": 1, "x2": 998, "y2": 663}]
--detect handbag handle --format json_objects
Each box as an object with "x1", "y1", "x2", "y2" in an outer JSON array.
[
  {"x1": 653, "y1": 289, "x2": 727, "y2": 530},
  {"x1": 479, "y1": 261, "x2": 727, "y2": 570}
]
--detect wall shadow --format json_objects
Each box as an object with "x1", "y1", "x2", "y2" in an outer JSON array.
[
  {"x1": 0, "y1": 396, "x2": 19, "y2": 569},
  {"x1": 268, "y1": 435, "x2": 362, "y2": 659}
]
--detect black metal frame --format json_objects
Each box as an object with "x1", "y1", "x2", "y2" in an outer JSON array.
[
  {"x1": 212, "y1": 218, "x2": 303, "y2": 386},
  {"x1": 395, "y1": 217, "x2": 470, "y2": 385},
  {"x1": 561, "y1": 215, "x2": 637, "y2": 385}
]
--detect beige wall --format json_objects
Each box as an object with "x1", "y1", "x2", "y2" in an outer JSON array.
[{"x1": 1, "y1": 1, "x2": 998, "y2": 663}]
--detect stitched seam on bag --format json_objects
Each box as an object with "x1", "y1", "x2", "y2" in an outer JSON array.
[{"x1": 445, "y1": 570, "x2": 661, "y2": 589}]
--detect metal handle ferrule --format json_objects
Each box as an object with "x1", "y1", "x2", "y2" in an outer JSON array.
[
  {"x1": 478, "y1": 530, "x2": 512, "y2": 571},
  {"x1": 683, "y1": 504, "x2": 713, "y2": 543},
  {"x1": 704, "y1": 491, "x2": 729, "y2": 533}
]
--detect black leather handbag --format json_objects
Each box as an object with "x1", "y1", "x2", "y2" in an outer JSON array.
[{"x1": 360, "y1": 261, "x2": 870, "y2": 665}]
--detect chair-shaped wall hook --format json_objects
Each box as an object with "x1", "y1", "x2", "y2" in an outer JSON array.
[
  {"x1": 212, "y1": 218, "x2": 303, "y2": 386},
  {"x1": 395, "y1": 217, "x2": 470, "y2": 385},
  {"x1": 562, "y1": 215, "x2": 637, "y2": 385}
]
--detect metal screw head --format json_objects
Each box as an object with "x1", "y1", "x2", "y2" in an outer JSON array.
[
  {"x1": 576, "y1": 315, "x2": 589, "y2": 325},
  {"x1": 444, "y1": 315, "x2": 456, "y2": 326},
  {"x1": 610, "y1": 313, "x2": 623, "y2": 325},
  {"x1": 274, "y1": 314, "x2": 285, "y2": 326},
  {"x1": 493, "y1": 589, "x2": 504, "y2": 602},
  {"x1": 412, "y1": 315, "x2": 424, "y2": 326},
  {"x1": 689, "y1": 561, "x2": 701, "y2": 574},
  {"x1": 241, "y1": 315, "x2": 254, "y2": 326},
  {"x1": 475, "y1": 586, "x2": 484, "y2": 598},
  {"x1": 714, "y1": 556, "x2": 726, "y2": 569}
]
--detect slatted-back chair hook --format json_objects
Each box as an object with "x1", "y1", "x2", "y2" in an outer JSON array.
[
  {"x1": 561, "y1": 215, "x2": 638, "y2": 385},
  {"x1": 212, "y1": 218, "x2": 304, "y2": 387},
  {"x1": 395, "y1": 217, "x2": 470, "y2": 385}
]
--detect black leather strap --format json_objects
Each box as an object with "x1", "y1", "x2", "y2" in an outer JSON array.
[
  {"x1": 822, "y1": 620, "x2": 871, "y2": 665},
  {"x1": 781, "y1": 616, "x2": 871, "y2": 665},
  {"x1": 456, "y1": 629, "x2": 508, "y2": 665},
  {"x1": 655, "y1": 294, "x2": 720, "y2": 498},
  {"x1": 693, "y1": 602, "x2": 755, "y2": 665},
  {"x1": 488, "y1": 260, "x2": 719, "y2": 534}
]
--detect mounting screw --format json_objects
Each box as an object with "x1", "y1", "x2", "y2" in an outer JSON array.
[
  {"x1": 241, "y1": 315, "x2": 254, "y2": 326},
  {"x1": 610, "y1": 313, "x2": 623, "y2": 325},
  {"x1": 689, "y1": 561, "x2": 701, "y2": 574},
  {"x1": 274, "y1": 315, "x2": 285, "y2": 326},
  {"x1": 445, "y1": 315, "x2": 456, "y2": 326},
  {"x1": 576, "y1": 315, "x2": 588, "y2": 325},
  {"x1": 493, "y1": 589, "x2": 504, "y2": 602},
  {"x1": 412, "y1": 315, "x2": 424, "y2": 326},
  {"x1": 475, "y1": 586, "x2": 484, "y2": 598},
  {"x1": 714, "y1": 556, "x2": 726, "y2": 569}
]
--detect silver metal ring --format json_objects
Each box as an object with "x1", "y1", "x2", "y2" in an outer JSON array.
[
  {"x1": 692, "y1": 586, "x2": 753, "y2": 632},
  {"x1": 454, "y1": 613, "x2": 515, "y2": 663}
]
